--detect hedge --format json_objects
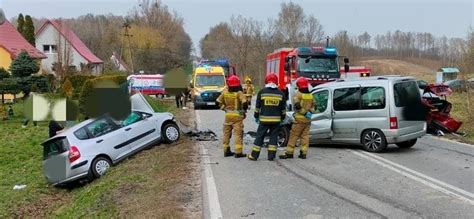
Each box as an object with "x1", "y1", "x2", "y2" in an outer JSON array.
[{"x1": 78, "y1": 75, "x2": 128, "y2": 115}]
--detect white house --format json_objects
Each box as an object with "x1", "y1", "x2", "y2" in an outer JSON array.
[
  {"x1": 35, "y1": 19, "x2": 103, "y2": 75},
  {"x1": 110, "y1": 51, "x2": 131, "y2": 73}
]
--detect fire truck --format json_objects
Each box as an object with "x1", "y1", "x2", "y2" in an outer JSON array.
[
  {"x1": 266, "y1": 46, "x2": 349, "y2": 109},
  {"x1": 340, "y1": 66, "x2": 371, "y2": 79},
  {"x1": 198, "y1": 59, "x2": 236, "y2": 78}
]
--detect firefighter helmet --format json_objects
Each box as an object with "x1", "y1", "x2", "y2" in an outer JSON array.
[
  {"x1": 227, "y1": 75, "x2": 241, "y2": 87},
  {"x1": 296, "y1": 77, "x2": 309, "y2": 89},
  {"x1": 245, "y1": 76, "x2": 252, "y2": 83},
  {"x1": 264, "y1": 73, "x2": 278, "y2": 85}
]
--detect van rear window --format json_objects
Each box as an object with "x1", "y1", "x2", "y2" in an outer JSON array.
[
  {"x1": 42, "y1": 137, "x2": 69, "y2": 160},
  {"x1": 394, "y1": 81, "x2": 421, "y2": 107}
]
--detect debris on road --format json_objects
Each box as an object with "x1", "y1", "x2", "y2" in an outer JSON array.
[
  {"x1": 13, "y1": 185, "x2": 26, "y2": 190},
  {"x1": 241, "y1": 212, "x2": 255, "y2": 217},
  {"x1": 178, "y1": 120, "x2": 218, "y2": 141}
]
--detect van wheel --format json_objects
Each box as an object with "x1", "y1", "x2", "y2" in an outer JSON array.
[
  {"x1": 90, "y1": 157, "x2": 112, "y2": 178},
  {"x1": 361, "y1": 129, "x2": 387, "y2": 152},
  {"x1": 396, "y1": 139, "x2": 417, "y2": 148},
  {"x1": 162, "y1": 123, "x2": 180, "y2": 144}
]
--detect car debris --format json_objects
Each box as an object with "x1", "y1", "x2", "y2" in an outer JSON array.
[
  {"x1": 178, "y1": 120, "x2": 217, "y2": 141},
  {"x1": 13, "y1": 185, "x2": 26, "y2": 190}
]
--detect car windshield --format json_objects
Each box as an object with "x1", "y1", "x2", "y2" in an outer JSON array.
[
  {"x1": 297, "y1": 56, "x2": 338, "y2": 73},
  {"x1": 195, "y1": 75, "x2": 225, "y2": 87}
]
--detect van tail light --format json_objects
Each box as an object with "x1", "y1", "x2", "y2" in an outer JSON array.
[
  {"x1": 389, "y1": 117, "x2": 398, "y2": 129},
  {"x1": 68, "y1": 146, "x2": 81, "y2": 163}
]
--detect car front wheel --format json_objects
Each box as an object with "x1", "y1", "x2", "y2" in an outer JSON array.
[
  {"x1": 162, "y1": 123, "x2": 180, "y2": 143},
  {"x1": 361, "y1": 129, "x2": 387, "y2": 152},
  {"x1": 396, "y1": 139, "x2": 417, "y2": 148}
]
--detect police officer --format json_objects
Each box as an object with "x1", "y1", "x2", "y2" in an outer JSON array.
[
  {"x1": 248, "y1": 73, "x2": 286, "y2": 161},
  {"x1": 243, "y1": 76, "x2": 255, "y2": 107},
  {"x1": 217, "y1": 75, "x2": 248, "y2": 158},
  {"x1": 280, "y1": 77, "x2": 315, "y2": 159}
]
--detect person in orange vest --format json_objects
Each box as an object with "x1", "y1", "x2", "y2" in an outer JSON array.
[
  {"x1": 280, "y1": 77, "x2": 315, "y2": 159},
  {"x1": 243, "y1": 76, "x2": 255, "y2": 107},
  {"x1": 216, "y1": 75, "x2": 248, "y2": 158}
]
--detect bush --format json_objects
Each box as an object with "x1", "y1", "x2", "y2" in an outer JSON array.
[
  {"x1": 61, "y1": 78, "x2": 74, "y2": 98},
  {"x1": 78, "y1": 75, "x2": 128, "y2": 115},
  {"x1": 0, "y1": 68, "x2": 10, "y2": 80},
  {"x1": 64, "y1": 75, "x2": 96, "y2": 99}
]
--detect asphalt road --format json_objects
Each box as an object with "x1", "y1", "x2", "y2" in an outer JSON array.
[{"x1": 196, "y1": 105, "x2": 474, "y2": 219}]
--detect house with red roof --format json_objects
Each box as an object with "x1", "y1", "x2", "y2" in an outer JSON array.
[
  {"x1": 35, "y1": 19, "x2": 103, "y2": 75},
  {"x1": 0, "y1": 20, "x2": 46, "y2": 71}
]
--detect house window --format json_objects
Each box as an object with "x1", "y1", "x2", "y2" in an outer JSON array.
[{"x1": 43, "y1": 45, "x2": 57, "y2": 54}]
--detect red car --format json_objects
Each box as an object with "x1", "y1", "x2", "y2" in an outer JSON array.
[{"x1": 421, "y1": 84, "x2": 462, "y2": 135}]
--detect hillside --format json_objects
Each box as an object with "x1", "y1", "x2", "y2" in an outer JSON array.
[{"x1": 356, "y1": 58, "x2": 440, "y2": 82}]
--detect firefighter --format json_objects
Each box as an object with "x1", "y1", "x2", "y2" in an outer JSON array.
[
  {"x1": 243, "y1": 76, "x2": 255, "y2": 107},
  {"x1": 248, "y1": 73, "x2": 286, "y2": 161},
  {"x1": 280, "y1": 77, "x2": 315, "y2": 159},
  {"x1": 217, "y1": 75, "x2": 248, "y2": 158}
]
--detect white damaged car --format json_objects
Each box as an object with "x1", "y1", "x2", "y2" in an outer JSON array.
[{"x1": 41, "y1": 93, "x2": 180, "y2": 186}]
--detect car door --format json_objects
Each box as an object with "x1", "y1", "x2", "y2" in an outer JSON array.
[
  {"x1": 121, "y1": 111, "x2": 157, "y2": 152},
  {"x1": 331, "y1": 85, "x2": 362, "y2": 143},
  {"x1": 84, "y1": 117, "x2": 129, "y2": 161},
  {"x1": 309, "y1": 89, "x2": 334, "y2": 140}
]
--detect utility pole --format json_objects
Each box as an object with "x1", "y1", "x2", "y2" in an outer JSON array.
[{"x1": 121, "y1": 21, "x2": 134, "y2": 74}]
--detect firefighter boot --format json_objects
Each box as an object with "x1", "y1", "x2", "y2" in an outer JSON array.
[
  {"x1": 298, "y1": 151, "x2": 307, "y2": 159},
  {"x1": 234, "y1": 153, "x2": 247, "y2": 158},
  {"x1": 247, "y1": 146, "x2": 261, "y2": 161},
  {"x1": 279, "y1": 152, "x2": 294, "y2": 159},
  {"x1": 224, "y1": 147, "x2": 235, "y2": 157},
  {"x1": 268, "y1": 145, "x2": 277, "y2": 161}
]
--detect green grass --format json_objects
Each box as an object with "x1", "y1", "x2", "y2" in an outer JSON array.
[
  {"x1": 143, "y1": 95, "x2": 175, "y2": 113},
  {"x1": 0, "y1": 97, "x2": 186, "y2": 217},
  {"x1": 448, "y1": 90, "x2": 474, "y2": 142}
]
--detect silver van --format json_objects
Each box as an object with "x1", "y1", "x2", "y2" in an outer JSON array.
[
  {"x1": 284, "y1": 76, "x2": 427, "y2": 152},
  {"x1": 41, "y1": 94, "x2": 180, "y2": 185}
]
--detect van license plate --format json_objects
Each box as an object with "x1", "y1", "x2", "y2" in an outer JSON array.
[{"x1": 207, "y1": 102, "x2": 216, "y2": 106}]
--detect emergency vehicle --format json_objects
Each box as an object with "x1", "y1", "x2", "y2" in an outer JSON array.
[
  {"x1": 127, "y1": 74, "x2": 165, "y2": 96},
  {"x1": 340, "y1": 66, "x2": 371, "y2": 79},
  {"x1": 191, "y1": 65, "x2": 226, "y2": 109},
  {"x1": 198, "y1": 59, "x2": 236, "y2": 78}
]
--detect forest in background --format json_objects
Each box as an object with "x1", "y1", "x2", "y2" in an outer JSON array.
[{"x1": 200, "y1": 2, "x2": 474, "y2": 84}]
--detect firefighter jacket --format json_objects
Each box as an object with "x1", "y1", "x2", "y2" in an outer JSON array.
[
  {"x1": 254, "y1": 87, "x2": 286, "y2": 124},
  {"x1": 217, "y1": 89, "x2": 247, "y2": 122},
  {"x1": 243, "y1": 84, "x2": 255, "y2": 97},
  {"x1": 293, "y1": 91, "x2": 316, "y2": 123}
]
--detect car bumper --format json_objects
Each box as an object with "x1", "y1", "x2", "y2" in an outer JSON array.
[
  {"x1": 47, "y1": 159, "x2": 90, "y2": 185},
  {"x1": 383, "y1": 126, "x2": 427, "y2": 144},
  {"x1": 194, "y1": 99, "x2": 218, "y2": 107}
]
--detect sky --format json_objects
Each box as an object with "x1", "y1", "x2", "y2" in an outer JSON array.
[{"x1": 1, "y1": 0, "x2": 473, "y2": 53}]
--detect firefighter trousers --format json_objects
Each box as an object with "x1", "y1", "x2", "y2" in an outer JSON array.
[
  {"x1": 245, "y1": 96, "x2": 252, "y2": 106},
  {"x1": 286, "y1": 122, "x2": 311, "y2": 155},
  {"x1": 249, "y1": 123, "x2": 280, "y2": 159},
  {"x1": 223, "y1": 119, "x2": 244, "y2": 154}
]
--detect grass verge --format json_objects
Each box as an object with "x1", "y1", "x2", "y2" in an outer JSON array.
[{"x1": 0, "y1": 96, "x2": 200, "y2": 217}]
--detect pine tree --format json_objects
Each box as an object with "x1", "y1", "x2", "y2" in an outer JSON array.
[
  {"x1": 24, "y1": 15, "x2": 35, "y2": 46},
  {"x1": 17, "y1": 14, "x2": 25, "y2": 34},
  {"x1": 9, "y1": 51, "x2": 40, "y2": 78}
]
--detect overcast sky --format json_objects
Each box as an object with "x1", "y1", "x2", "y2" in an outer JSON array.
[{"x1": 2, "y1": 0, "x2": 473, "y2": 52}]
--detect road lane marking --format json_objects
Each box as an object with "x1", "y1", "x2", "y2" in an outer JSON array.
[
  {"x1": 196, "y1": 111, "x2": 223, "y2": 219},
  {"x1": 429, "y1": 136, "x2": 474, "y2": 149},
  {"x1": 351, "y1": 150, "x2": 474, "y2": 205}
]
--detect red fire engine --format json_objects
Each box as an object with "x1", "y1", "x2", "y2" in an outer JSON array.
[{"x1": 339, "y1": 66, "x2": 371, "y2": 79}]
